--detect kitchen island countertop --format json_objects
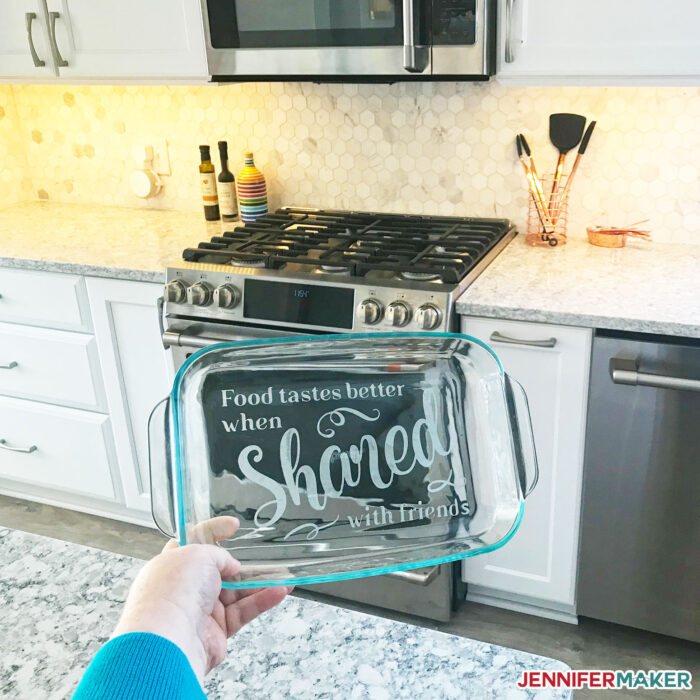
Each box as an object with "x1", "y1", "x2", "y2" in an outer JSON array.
[
  {"x1": 0, "y1": 527, "x2": 571, "y2": 699},
  {"x1": 456, "y1": 235, "x2": 700, "y2": 339}
]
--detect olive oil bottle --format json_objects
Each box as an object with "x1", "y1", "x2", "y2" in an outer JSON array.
[{"x1": 199, "y1": 145, "x2": 220, "y2": 221}]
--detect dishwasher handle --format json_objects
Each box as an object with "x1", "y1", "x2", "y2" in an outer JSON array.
[{"x1": 610, "y1": 357, "x2": 700, "y2": 393}]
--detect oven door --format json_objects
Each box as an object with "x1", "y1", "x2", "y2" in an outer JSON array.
[{"x1": 202, "y1": 0, "x2": 493, "y2": 79}]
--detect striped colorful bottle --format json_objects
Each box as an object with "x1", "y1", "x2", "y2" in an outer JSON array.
[{"x1": 237, "y1": 152, "x2": 268, "y2": 222}]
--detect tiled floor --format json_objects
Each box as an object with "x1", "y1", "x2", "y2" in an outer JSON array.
[{"x1": 1, "y1": 494, "x2": 697, "y2": 699}]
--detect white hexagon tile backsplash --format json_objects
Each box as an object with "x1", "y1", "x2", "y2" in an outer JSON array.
[
  {"x1": 1, "y1": 82, "x2": 699, "y2": 243},
  {"x1": 0, "y1": 85, "x2": 33, "y2": 208}
]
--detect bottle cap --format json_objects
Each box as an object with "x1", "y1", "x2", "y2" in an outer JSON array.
[
  {"x1": 218, "y1": 141, "x2": 228, "y2": 156},
  {"x1": 244, "y1": 151, "x2": 254, "y2": 159},
  {"x1": 199, "y1": 145, "x2": 211, "y2": 160}
]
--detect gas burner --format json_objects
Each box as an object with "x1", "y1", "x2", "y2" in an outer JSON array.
[
  {"x1": 399, "y1": 271, "x2": 441, "y2": 281},
  {"x1": 180, "y1": 208, "x2": 514, "y2": 287},
  {"x1": 229, "y1": 259, "x2": 265, "y2": 268}
]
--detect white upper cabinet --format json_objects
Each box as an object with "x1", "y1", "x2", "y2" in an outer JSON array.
[
  {"x1": 0, "y1": 1, "x2": 56, "y2": 79},
  {"x1": 1, "y1": 0, "x2": 208, "y2": 82},
  {"x1": 498, "y1": 0, "x2": 700, "y2": 81}
]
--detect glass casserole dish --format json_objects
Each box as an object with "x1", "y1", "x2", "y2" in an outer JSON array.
[{"x1": 149, "y1": 333, "x2": 538, "y2": 589}]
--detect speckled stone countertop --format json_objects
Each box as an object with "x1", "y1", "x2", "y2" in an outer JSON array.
[
  {"x1": 0, "y1": 527, "x2": 571, "y2": 699},
  {"x1": 456, "y1": 235, "x2": 700, "y2": 339},
  {"x1": 0, "y1": 201, "x2": 223, "y2": 283}
]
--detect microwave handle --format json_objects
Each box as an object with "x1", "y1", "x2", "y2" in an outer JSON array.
[{"x1": 402, "y1": 0, "x2": 429, "y2": 72}]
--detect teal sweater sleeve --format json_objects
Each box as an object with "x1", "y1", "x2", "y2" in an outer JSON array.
[{"x1": 72, "y1": 632, "x2": 206, "y2": 700}]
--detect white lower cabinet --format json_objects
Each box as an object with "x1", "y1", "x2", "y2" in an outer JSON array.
[
  {"x1": 0, "y1": 321, "x2": 105, "y2": 410},
  {"x1": 0, "y1": 395, "x2": 116, "y2": 500},
  {"x1": 86, "y1": 278, "x2": 172, "y2": 513},
  {"x1": 460, "y1": 316, "x2": 592, "y2": 620}
]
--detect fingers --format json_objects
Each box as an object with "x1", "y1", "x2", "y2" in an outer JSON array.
[
  {"x1": 162, "y1": 515, "x2": 240, "y2": 551},
  {"x1": 189, "y1": 516, "x2": 241, "y2": 545},
  {"x1": 209, "y1": 545, "x2": 241, "y2": 581},
  {"x1": 224, "y1": 586, "x2": 292, "y2": 636}
]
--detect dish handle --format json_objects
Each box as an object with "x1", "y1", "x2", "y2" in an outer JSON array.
[
  {"x1": 504, "y1": 374, "x2": 539, "y2": 498},
  {"x1": 147, "y1": 397, "x2": 177, "y2": 539}
]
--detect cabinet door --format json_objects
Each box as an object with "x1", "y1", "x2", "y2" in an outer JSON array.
[
  {"x1": 87, "y1": 278, "x2": 172, "y2": 512},
  {"x1": 498, "y1": 0, "x2": 700, "y2": 79},
  {"x1": 0, "y1": 1, "x2": 57, "y2": 79},
  {"x1": 0, "y1": 395, "x2": 116, "y2": 500},
  {"x1": 461, "y1": 317, "x2": 591, "y2": 612},
  {"x1": 46, "y1": 0, "x2": 208, "y2": 80}
]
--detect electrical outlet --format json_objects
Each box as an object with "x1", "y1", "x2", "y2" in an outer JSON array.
[{"x1": 153, "y1": 140, "x2": 171, "y2": 176}]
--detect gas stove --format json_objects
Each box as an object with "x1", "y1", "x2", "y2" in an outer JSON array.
[
  {"x1": 164, "y1": 207, "x2": 516, "y2": 337},
  {"x1": 161, "y1": 205, "x2": 515, "y2": 622}
]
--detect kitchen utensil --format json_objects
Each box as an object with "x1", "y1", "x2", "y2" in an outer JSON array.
[
  {"x1": 518, "y1": 134, "x2": 551, "y2": 223},
  {"x1": 587, "y1": 224, "x2": 652, "y2": 248},
  {"x1": 516, "y1": 135, "x2": 556, "y2": 240},
  {"x1": 548, "y1": 113, "x2": 586, "y2": 211},
  {"x1": 527, "y1": 174, "x2": 568, "y2": 247},
  {"x1": 557, "y1": 120, "x2": 596, "y2": 220},
  {"x1": 148, "y1": 333, "x2": 538, "y2": 589}
]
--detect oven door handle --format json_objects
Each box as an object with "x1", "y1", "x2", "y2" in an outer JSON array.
[
  {"x1": 386, "y1": 565, "x2": 440, "y2": 586},
  {"x1": 162, "y1": 330, "x2": 221, "y2": 349}
]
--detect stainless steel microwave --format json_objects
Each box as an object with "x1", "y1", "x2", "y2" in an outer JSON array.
[{"x1": 201, "y1": 0, "x2": 495, "y2": 80}]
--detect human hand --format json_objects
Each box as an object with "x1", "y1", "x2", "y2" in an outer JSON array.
[{"x1": 112, "y1": 516, "x2": 291, "y2": 682}]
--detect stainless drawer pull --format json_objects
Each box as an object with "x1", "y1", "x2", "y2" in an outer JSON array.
[
  {"x1": 0, "y1": 439, "x2": 37, "y2": 454},
  {"x1": 0, "y1": 361, "x2": 18, "y2": 369},
  {"x1": 610, "y1": 357, "x2": 700, "y2": 393},
  {"x1": 386, "y1": 565, "x2": 439, "y2": 586},
  {"x1": 490, "y1": 331, "x2": 557, "y2": 348},
  {"x1": 25, "y1": 12, "x2": 46, "y2": 67}
]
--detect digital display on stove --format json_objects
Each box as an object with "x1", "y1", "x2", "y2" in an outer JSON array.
[{"x1": 243, "y1": 279, "x2": 354, "y2": 329}]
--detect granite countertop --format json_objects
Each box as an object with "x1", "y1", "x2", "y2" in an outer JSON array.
[
  {"x1": 0, "y1": 527, "x2": 571, "y2": 699},
  {"x1": 0, "y1": 201, "x2": 222, "y2": 283},
  {"x1": 456, "y1": 235, "x2": 700, "y2": 339},
  {"x1": 3, "y1": 201, "x2": 695, "y2": 338}
]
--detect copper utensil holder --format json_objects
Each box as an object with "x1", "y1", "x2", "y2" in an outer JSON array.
[{"x1": 526, "y1": 175, "x2": 568, "y2": 247}]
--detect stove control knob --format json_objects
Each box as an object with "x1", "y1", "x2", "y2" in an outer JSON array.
[
  {"x1": 214, "y1": 284, "x2": 239, "y2": 309},
  {"x1": 164, "y1": 280, "x2": 186, "y2": 304},
  {"x1": 386, "y1": 301, "x2": 412, "y2": 328},
  {"x1": 187, "y1": 282, "x2": 213, "y2": 307},
  {"x1": 357, "y1": 298, "x2": 383, "y2": 326},
  {"x1": 416, "y1": 303, "x2": 442, "y2": 331}
]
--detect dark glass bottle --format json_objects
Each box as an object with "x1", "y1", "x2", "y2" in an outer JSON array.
[
  {"x1": 199, "y1": 145, "x2": 219, "y2": 221},
  {"x1": 217, "y1": 141, "x2": 239, "y2": 222}
]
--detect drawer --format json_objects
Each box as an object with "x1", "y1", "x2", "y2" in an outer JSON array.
[
  {"x1": 0, "y1": 396, "x2": 116, "y2": 501},
  {"x1": 0, "y1": 322, "x2": 105, "y2": 410},
  {"x1": 0, "y1": 269, "x2": 91, "y2": 331}
]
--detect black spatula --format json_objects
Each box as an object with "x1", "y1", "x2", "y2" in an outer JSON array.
[{"x1": 548, "y1": 113, "x2": 586, "y2": 211}]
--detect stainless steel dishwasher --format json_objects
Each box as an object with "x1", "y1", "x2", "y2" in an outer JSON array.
[{"x1": 577, "y1": 330, "x2": 700, "y2": 642}]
